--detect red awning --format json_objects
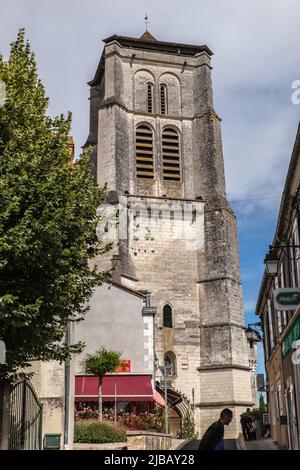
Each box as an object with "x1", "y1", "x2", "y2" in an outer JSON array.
[
  {"x1": 153, "y1": 389, "x2": 165, "y2": 407},
  {"x1": 75, "y1": 375, "x2": 155, "y2": 402}
]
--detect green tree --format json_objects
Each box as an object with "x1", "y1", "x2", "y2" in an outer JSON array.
[
  {"x1": 259, "y1": 394, "x2": 266, "y2": 412},
  {"x1": 0, "y1": 29, "x2": 110, "y2": 380},
  {"x1": 181, "y1": 410, "x2": 198, "y2": 439},
  {"x1": 83, "y1": 348, "x2": 121, "y2": 421}
]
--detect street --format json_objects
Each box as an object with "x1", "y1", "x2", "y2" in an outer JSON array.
[{"x1": 180, "y1": 438, "x2": 279, "y2": 451}]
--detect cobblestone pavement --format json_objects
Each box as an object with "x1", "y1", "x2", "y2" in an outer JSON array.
[{"x1": 244, "y1": 438, "x2": 279, "y2": 450}]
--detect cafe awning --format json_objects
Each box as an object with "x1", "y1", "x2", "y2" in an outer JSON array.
[{"x1": 75, "y1": 374, "x2": 163, "y2": 403}]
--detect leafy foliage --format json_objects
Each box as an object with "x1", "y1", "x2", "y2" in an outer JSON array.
[
  {"x1": 181, "y1": 410, "x2": 198, "y2": 439},
  {"x1": 74, "y1": 420, "x2": 126, "y2": 444},
  {"x1": 259, "y1": 394, "x2": 266, "y2": 412},
  {"x1": 118, "y1": 407, "x2": 164, "y2": 432},
  {"x1": 83, "y1": 348, "x2": 121, "y2": 378},
  {"x1": 0, "y1": 29, "x2": 110, "y2": 380}
]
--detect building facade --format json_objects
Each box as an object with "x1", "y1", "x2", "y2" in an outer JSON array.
[
  {"x1": 86, "y1": 31, "x2": 254, "y2": 437},
  {"x1": 256, "y1": 123, "x2": 300, "y2": 449},
  {"x1": 73, "y1": 282, "x2": 165, "y2": 426},
  {"x1": 29, "y1": 322, "x2": 75, "y2": 450},
  {"x1": 74, "y1": 282, "x2": 155, "y2": 376}
]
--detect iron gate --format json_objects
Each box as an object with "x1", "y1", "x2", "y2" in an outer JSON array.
[{"x1": 9, "y1": 380, "x2": 43, "y2": 450}]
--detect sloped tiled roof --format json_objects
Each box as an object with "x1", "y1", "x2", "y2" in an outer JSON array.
[
  {"x1": 103, "y1": 33, "x2": 213, "y2": 57},
  {"x1": 139, "y1": 31, "x2": 157, "y2": 42}
]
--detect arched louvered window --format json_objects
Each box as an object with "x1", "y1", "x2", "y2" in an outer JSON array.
[
  {"x1": 135, "y1": 125, "x2": 154, "y2": 179},
  {"x1": 162, "y1": 128, "x2": 180, "y2": 181},
  {"x1": 164, "y1": 351, "x2": 176, "y2": 376},
  {"x1": 147, "y1": 83, "x2": 153, "y2": 113},
  {"x1": 160, "y1": 84, "x2": 167, "y2": 114},
  {"x1": 163, "y1": 304, "x2": 173, "y2": 328}
]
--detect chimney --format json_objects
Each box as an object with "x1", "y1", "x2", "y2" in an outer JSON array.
[
  {"x1": 111, "y1": 255, "x2": 121, "y2": 284},
  {"x1": 67, "y1": 136, "x2": 75, "y2": 164}
]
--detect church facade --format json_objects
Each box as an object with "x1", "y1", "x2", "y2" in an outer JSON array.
[{"x1": 85, "y1": 31, "x2": 255, "y2": 437}]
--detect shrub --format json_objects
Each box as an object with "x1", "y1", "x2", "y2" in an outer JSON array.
[
  {"x1": 180, "y1": 411, "x2": 199, "y2": 439},
  {"x1": 117, "y1": 408, "x2": 164, "y2": 432},
  {"x1": 74, "y1": 420, "x2": 127, "y2": 443},
  {"x1": 75, "y1": 408, "x2": 99, "y2": 421}
]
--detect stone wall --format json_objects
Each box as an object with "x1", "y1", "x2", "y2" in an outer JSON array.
[
  {"x1": 30, "y1": 361, "x2": 65, "y2": 448},
  {"x1": 126, "y1": 431, "x2": 172, "y2": 450},
  {"x1": 88, "y1": 35, "x2": 255, "y2": 437},
  {"x1": 29, "y1": 340, "x2": 75, "y2": 450}
]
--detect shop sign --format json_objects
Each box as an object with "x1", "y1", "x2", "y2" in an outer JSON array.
[
  {"x1": 263, "y1": 413, "x2": 269, "y2": 425},
  {"x1": 282, "y1": 315, "x2": 300, "y2": 358},
  {"x1": 257, "y1": 373, "x2": 265, "y2": 391},
  {"x1": 115, "y1": 359, "x2": 131, "y2": 373},
  {"x1": 274, "y1": 288, "x2": 300, "y2": 311}
]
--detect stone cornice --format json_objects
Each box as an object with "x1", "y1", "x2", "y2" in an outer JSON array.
[
  {"x1": 126, "y1": 194, "x2": 205, "y2": 204},
  {"x1": 195, "y1": 400, "x2": 254, "y2": 408},
  {"x1": 98, "y1": 100, "x2": 222, "y2": 124},
  {"x1": 198, "y1": 322, "x2": 246, "y2": 330},
  {"x1": 197, "y1": 276, "x2": 241, "y2": 286},
  {"x1": 197, "y1": 364, "x2": 250, "y2": 372}
]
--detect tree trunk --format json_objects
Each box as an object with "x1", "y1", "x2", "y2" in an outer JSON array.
[{"x1": 98, "y1": 376, "x2": 103, "y2": 421}]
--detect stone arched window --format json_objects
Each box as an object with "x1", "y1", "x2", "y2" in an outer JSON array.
[
  {"x1": 135, "y1": 124, "x2": 154, "y2": 179},
  {"x1": 163, "y1": 304, "x2": 173, "y2": 328},
  {"x1": 164, "y1": 351, "x2": 176, "y2": 376},
  {"x1": 161, "y1": 128, "x2": 181, "y2": 181},
  {"x1": 158, "y1": 73, "x2": 181, "y2": 116},
  {"x1": 134, "y1": 70, "x2": 155, "y2": 113},
  {"x1": 147, "y1": 83, "x2": 154, "y2": 113},
  {"x1": 160, "y1": 84, "x2": 167, "y2": 114}
]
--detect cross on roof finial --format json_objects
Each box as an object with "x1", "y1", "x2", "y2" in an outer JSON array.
[{"x1": 144, "y1": 13, "x2": 149, "y2": 31}]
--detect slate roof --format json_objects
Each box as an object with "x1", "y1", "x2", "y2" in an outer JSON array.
[{"x1": 103, "y1": 32, "x2": 213, "y2": 57}]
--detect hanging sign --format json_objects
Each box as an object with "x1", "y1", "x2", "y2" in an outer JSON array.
[
  {"x1": 263, "y1": 413, "x2": 270, "y2": 425},
  {"x1": 115, "y1": 360, "x2": 131, "y2": 373},
  {"x1": 273, "y1": 288, "x2": 300, "y2": 311},
  {"x1": 256, "y1": 374, "x2": 265, "y2": 392}
]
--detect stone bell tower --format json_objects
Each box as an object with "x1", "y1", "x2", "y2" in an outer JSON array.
[{"x1": 86, "y1": 31, "x2": 254, "y2": 437}]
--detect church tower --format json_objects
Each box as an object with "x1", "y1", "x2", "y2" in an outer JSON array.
[{"x1": 86, "y1": 31, "x2": 254, "y2": 437}]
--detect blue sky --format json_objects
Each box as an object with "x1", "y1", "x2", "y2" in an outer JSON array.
[{"x1": 1, "y1": 0, "x2": 300, "y2": 375}]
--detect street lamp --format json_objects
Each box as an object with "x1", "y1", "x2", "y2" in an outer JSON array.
[
  {"x1": 158, "y1": 363, "x2": 172, "y2": 434},
  {"x1": 264, "y1": 248, "x2": 279, "y2": 276},
  {"x1": 264, "y1": 244, "x2": 300, "y2": 276}
]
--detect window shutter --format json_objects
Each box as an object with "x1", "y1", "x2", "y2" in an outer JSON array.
[
  {"x1": 162, "y1": 128, "x2": 180, "y2": 181},
  {"x1": 135, "y1": 125, "x2": 154, "y2": 179},
  {"x1": 160, "y1": 85, "x2": 167, "y2": 114}
]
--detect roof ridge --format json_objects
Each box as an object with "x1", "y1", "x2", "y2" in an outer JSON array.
[
  {"x1": 102, "y1": 34, "x2": 213, "y2": 56},
  {"x1": 139, "y1": 31, "x2": 157, "y2": 42}
]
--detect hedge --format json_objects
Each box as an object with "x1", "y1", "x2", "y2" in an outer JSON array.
[{"x1": 74, "y1": 420, "x2": 127, "y2": 443}]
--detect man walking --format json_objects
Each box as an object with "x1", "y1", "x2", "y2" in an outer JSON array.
[
  {"x1": 198, "y1": 408, "x2": 233, "y2": 450},
  {"x1": 240, "y1": 408, "x2": 252, "y2": 441}
]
